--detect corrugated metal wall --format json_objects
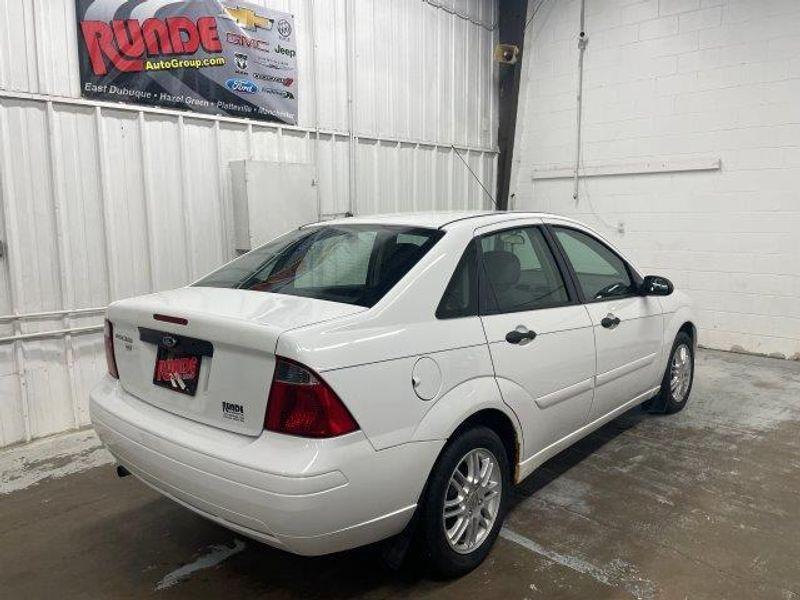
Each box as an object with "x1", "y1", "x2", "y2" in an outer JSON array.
[{"x1": 0, "y1": 0, "x2": 500, "y2": 447}]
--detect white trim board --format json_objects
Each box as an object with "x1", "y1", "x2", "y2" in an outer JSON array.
[{"x1": 531, "y1": 157, "x2": 721, "y2": 180}]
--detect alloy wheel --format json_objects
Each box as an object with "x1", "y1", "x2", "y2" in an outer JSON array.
[
  {"x1": 670, "y1": 343, "x2": 693, "y2": 403},
  {"x1": 442, "y1": 448, "x2": 502, "y2": 554}
]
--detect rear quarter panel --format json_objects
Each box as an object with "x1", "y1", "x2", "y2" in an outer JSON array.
[{"x1": 320, "y1": 334, "x2": 497, "y2": 450}]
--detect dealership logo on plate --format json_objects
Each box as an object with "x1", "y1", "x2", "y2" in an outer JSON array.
[
  {"x1": 225, "y1": 78, "x2": 258, "y2": 93},
  {"x1": 222, "y1": 401, "x2": 245, "y2": 422}
]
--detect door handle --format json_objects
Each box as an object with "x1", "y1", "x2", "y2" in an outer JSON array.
[
  {"x1": 601, "y1": 313, "x2": 621, "y2": 329},
  {"x1": 506, "y1": 326, "x2": 537, "y2": 345}
]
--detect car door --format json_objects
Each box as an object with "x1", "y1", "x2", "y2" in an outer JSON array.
[
  {"x1": 548, "y1": 222, "x2": 664, "y2": 421},
  {"x1": 476, "y1": 220, "x2": 596, "y2": 463}
]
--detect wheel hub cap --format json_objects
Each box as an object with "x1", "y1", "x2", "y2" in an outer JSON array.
[
  {"x1": 670, "y1": 343, "x2": 693, "y2": 402},
  {"x1": 443, "y1": 448, "x2": 502, "y2": 554}
]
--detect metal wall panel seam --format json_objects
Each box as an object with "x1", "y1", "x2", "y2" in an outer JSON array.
[
  {"x1": 0, "y1": 3, "x2": 6, "y2": 90},
  {"x1": 412, "y1": 144, "x2": 419, "y2": 211},
  {"x1": 32, "y1": 0, "x2": 51, "y2": 95},
  {"x1": 137, "y1": 111, "x2": 158, "y2": 291},
  {"x1": 307, "y1": 0, "x2": 323, "y2": 221},
  {"x1": 23, "y1": 0, "x2": 40, "y2": 92},
  {"x1": 177, "y1": 115, "x2": 196, "y2": 280},
  {"x1": 93, "y1": 106, "x2": 118, "y2": 302},
  {"x1": 63, "y1": 0, "x2": 82, "y2": 97},
  {"x1": 45, "y1": 100, "x2": 82, "y2": 429},
  {"x1": 464, "y1": 12, "x2": 470, "y2": 148},
  {"x1": 0, "y1": 103, "x2": 32, "y2": 442},
  {"x1": 345, "y1": 0, "x2": 357, "y2": 214},
  {"x1": 213, "y1": 122, "x2": 233, "y2": 262}
]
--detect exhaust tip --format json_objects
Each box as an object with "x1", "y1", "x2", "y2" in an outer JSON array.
[{"x1": 116, "y1": 465, "x2": 131, "y2": 478}]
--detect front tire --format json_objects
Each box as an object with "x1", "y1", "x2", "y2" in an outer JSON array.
[
  {"x1": 418, "y1": 426, "x2": 510, "y2": 578},
  {"x1": 646, "y1": 331, "x2": 694, "y2": 414}
]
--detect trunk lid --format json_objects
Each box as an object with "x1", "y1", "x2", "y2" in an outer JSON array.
[{"x1": 107, "y1": 287, "x2": 366, "y2": 435}]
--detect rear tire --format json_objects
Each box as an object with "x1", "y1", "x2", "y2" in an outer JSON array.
[
  {"x1": 418, "y1": 426, "x2": 510, "y2": 578},
  {"x1": 645, "y1": 331, "x2": 694, "y2": 414}
]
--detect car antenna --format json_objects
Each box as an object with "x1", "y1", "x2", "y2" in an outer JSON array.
[{"x1": 451, "y1": 145, "x2": 498, "y2": 210}]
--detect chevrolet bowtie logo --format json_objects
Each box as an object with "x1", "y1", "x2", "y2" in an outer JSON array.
[{"x1": 224, "y1": 6, "x2": 274, "y2": 31}]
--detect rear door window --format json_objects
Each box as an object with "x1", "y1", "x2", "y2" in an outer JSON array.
[{"x1": 478, "y1": 226, "x2": 570, "y2": 314}]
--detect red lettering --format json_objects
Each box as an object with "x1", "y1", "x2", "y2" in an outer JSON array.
[
  {"x1": 156, "y1": 357, "x2": 198, "y2": 382},
  {"x1": 166, "y1": 17, "x2": 200, "y2": 54},
  {"x1": 197, "y1": 17, "x2": 222, "y2": 53},
  {"x1": 111, "y1": 20, "x2": 144, "y2": 59},
  {"x1": 141, "y1": 18, "x2": 173, "y2": 55},
  {"x1": 81, "y1": 16, "x2": 220, "y2": 75},
  {"x1": 80, "y1": 20, "x2": 142, "y2": 75}
]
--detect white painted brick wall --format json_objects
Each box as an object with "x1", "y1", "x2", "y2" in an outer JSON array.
[{"x1": 511, "y1": 0, "x2": 800, "y2": 359}]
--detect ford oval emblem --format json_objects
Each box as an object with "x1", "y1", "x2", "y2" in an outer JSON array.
[
  {"x1": 162, "y1": 335, "x2": 178, "y2": 349},
  {"x1": 225, "y1": 78, "x2": 258, "y2": 94}
]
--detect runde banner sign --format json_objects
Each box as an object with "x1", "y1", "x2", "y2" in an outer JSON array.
[{"x1": 76, "y1": 0, "x2": 298, "y2": 125}]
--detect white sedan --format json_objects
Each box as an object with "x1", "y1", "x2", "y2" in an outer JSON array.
[{"x1": 91, "y1": 211, "x2": 696, "y2": 577}]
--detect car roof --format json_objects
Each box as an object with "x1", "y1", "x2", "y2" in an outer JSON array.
[{"x1": 311, "y1": 211, "x2": 581, "y2": 231}]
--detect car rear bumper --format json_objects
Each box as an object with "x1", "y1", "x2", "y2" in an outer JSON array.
[{"x1": 90, "y1": 376, "x2": 442, "y2": 556}]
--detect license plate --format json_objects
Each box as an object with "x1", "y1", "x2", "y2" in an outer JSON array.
[{"x1": 153, "y1": 346, "x2": 201, "y2": 396}]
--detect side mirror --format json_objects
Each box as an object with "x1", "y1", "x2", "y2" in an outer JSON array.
[{"x1": 641, "y1": 275, "x2": 674, "y2": 296}]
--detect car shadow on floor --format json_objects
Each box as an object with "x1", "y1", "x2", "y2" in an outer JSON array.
[
  {"x1": 508, "y1": 405, "x2": 650, "y2": 511},
  {"x1": 155, "y1": 406, "x2": 654, "y2": 597}
]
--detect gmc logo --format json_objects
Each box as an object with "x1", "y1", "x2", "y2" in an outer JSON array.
[
  {"x1": 226, "y1": 32, "x2": 269, "y2": 53},
  {"x1": 80, "y1": 17, "x2": 222, "y2": 75}
]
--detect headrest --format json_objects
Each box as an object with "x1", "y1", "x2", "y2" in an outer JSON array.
[
  {"x1": 483, "y1": 250, "x2": 520, "y2": 290},
  {"x1": 385, "y1": 243, "x2": 421, "y2": 271}
]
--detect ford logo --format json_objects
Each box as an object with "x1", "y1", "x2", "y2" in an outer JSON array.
[
  {"x1": 162, "y1": 335, "x2": 178, "y2": 349},
  {"x1": 225, "y1": 78, "x2": 258, "y2": 94}
]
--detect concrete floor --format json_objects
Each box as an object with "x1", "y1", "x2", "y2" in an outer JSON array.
[{"x1": 2, "y1": 349, "x2": 800, "y2": 599}]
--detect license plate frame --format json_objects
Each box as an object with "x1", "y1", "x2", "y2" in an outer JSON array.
[{"x1": 139, "y1": 328, "x2": 214, "y2": 397}]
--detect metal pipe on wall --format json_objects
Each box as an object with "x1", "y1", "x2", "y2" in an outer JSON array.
[
  {"x1": 572, "y1": 0, "x2": 588, "y2": 202},
  {"x1": 345, "y1": 0, "x2": 358, "y2": 215}
]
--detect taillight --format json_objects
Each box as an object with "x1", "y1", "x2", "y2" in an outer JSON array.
[
  {"x1": 265, "y1": 358, "x2": 358, "y2": 438},
  {"x1": 104, "y1": 319, "x2": 119, "y2": 379}
]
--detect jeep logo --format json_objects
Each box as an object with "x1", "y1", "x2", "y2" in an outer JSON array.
[{"x1": 275, "y1": 45, "x2": 296, "y2": 58}]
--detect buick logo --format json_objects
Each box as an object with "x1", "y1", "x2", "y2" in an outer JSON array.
[
  {"x1": 162, "y1": 335, "x2": 178, "y2": 349},
  {"x1": 225, "y1": 78, "x2": 258, "y2": 93},
  {"x1": 277, "y1": 18, "x2": 292, "y2": 39}
]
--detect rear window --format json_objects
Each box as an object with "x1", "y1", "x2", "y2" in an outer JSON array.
[{"x1": 194, "y1": 224, "x2": 443, "y2": 307}]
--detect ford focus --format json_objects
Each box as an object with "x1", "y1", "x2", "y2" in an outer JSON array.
[{"x1": 90, "y1": 211, "x2": 696, "y2": 577}]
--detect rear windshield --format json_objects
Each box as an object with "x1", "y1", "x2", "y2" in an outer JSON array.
[{"x1": 194, "y1": 224, "x2": 443, "y2": 307}]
